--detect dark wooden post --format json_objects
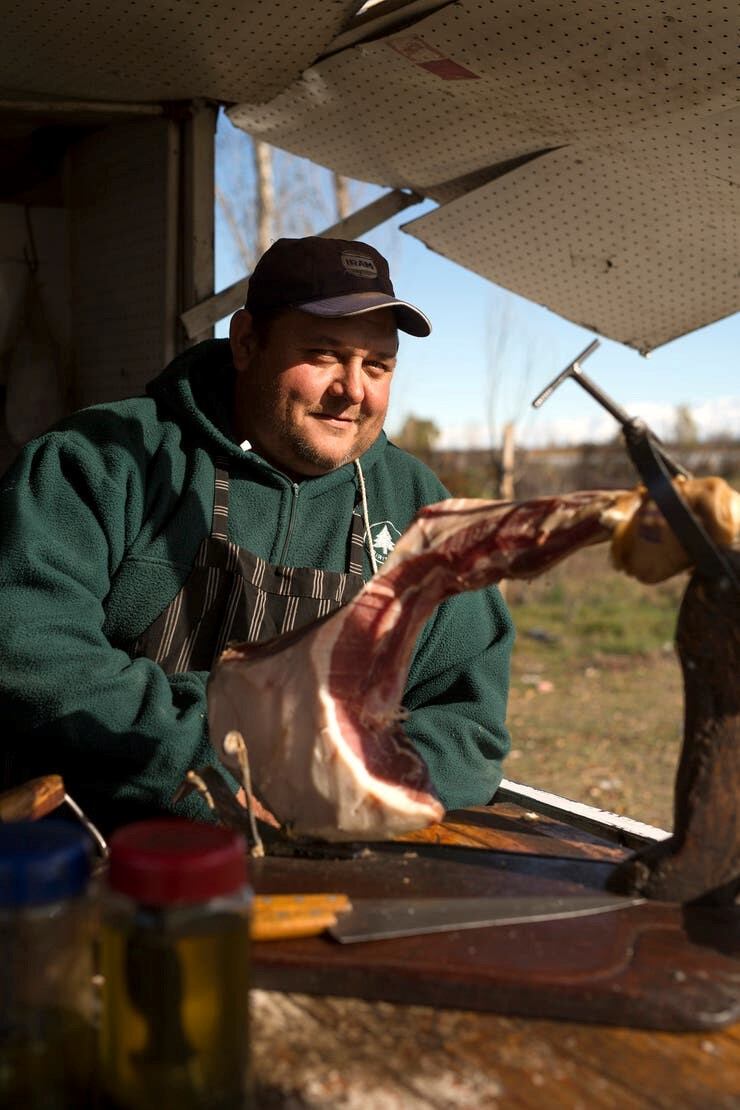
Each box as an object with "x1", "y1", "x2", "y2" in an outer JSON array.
[{"x1": 609, "y1": 553, "x2": 740, "y2": 904}]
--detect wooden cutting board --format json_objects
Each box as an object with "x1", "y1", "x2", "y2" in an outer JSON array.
[{"x1": 251, "y1": 807, "x2": 740, "y2": 1031}]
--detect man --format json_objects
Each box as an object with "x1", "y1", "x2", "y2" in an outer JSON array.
[{"x1": 0, "y1": 237, "x2": 513, "y2": 832}]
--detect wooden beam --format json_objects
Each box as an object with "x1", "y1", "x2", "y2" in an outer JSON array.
[
  {"x1": 0, "y1": 98, "x2": 164, "y2": 116},
  {"x1": 179, "y1": 101, "x2": 216, "y2": 347}
]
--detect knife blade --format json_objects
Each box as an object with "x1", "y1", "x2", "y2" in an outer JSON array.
[{"x1": 328, "y1": 893, "x2": 645, "y2": 943}]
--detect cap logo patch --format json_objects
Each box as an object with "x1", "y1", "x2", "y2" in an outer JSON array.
[{"x1": 341, "y1": 250, "x2": 378, "y2": 280}]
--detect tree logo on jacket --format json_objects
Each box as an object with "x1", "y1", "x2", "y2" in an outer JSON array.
[{"x1": 369, "y1": 520, "x2": 402, "y2": 564}]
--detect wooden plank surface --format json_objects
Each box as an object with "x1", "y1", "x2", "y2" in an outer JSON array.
[
  {"x1": 252, "y1": 807, "x2": 739, "y2": 1031},
  {"x1": 398, "y1": 803, "x2": 631, "y2": 862},
  {"x1": 250, "y1": 804, "x2": 739, "y2": 1107},
  {"x1": 251, "y1": 992, "x2": 739, "y2": 1109}
]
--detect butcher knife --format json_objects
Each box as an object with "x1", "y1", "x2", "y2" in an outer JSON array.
[{"x1": 328, "y1": 893, "x2": 645, "y2": 943}]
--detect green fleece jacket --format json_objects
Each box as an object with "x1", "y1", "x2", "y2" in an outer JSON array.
[{"x1": 0, "y1": 340, "x2": 513, "y2": 832}]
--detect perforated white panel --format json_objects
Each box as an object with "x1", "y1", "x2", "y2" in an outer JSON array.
[
  {"x1": 3, "y1": 1, "x2": 359, "y2": 104},
  {"x1": 403, "y1": 121, "x2": 740, "y2": 353},
  {"x1": 229, "y1": 0, "x2": 736, "y2": 190},
  {"x1": 227, "y1": 0, "x2": 738, "y2": 349}
]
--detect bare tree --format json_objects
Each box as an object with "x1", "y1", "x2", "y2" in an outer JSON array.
[
  {"x1": 673, "y1": 403, "x2": 699, "y2": 447},
  {"x1": 273, "y1": 148, "x2": 332, "y2": 237},
  {"x1": 215, "y1": 183, "x2": 252, "y2": 269},
  {"x1": 486, "y1": 293, "x2": 513, "y2": 453},
  {"x1": 500, "y1": 421, "x2": 516, "y2": 500},
  {"x1": 253, "y1": 140, "x2": 274, "y2": 256},
  {"x1": 216, "y1": 113, "x2": 384, "y2": 295},
  {"x1": 333, "y1": 173, "x2": 351, "y2": 221},
  {"x1": 216, "y1": 115, "x2": 341, "y2": 277},
  {"x1": 485, "y1": 292, "x2": 540, "y2": 497}
]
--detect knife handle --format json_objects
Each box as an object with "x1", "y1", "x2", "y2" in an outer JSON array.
[
  {"x1": 252, "y1": 893, "x2": 350, "y2": 941},
  {"x1": 0, "y1": 775, "x2": 66, "y2": 822}
]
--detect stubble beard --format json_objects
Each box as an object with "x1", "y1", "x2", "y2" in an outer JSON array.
[
  {"x1": 250, "y1": 380, "x2": 372, "y2": 474},
  {"x1": 277, "y1": 409, "x2": 371, "y2": 473}
]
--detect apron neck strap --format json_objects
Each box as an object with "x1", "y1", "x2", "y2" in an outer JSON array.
[
  {"x1": 211, "y1": 459, "x2": 369, "y2": 578},
  {"x1": 211, "y1": 459, "x2": 231, "y2": 540}
]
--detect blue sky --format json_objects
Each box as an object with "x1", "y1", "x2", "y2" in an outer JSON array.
[{"x1": 215, "y1": 121, "x2": 739, "y2": 449}]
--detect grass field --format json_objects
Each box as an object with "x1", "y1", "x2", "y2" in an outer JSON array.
[{"x1": 503, "y1": 543, "x2": 688, "y2": 830}]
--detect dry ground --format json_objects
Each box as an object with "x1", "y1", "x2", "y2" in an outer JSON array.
[{"x1": 503, "y1": 544, "x2": 688, "y2": 830}]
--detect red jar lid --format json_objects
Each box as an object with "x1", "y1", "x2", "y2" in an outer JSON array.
[{"x1": 108, "y1": 819, "x2": 248, "y2": 905}]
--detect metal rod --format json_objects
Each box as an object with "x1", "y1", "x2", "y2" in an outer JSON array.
[
  {"x1": 224, "y1": 731, "x2": 265, "y2": 858},
  {"x1": 533, "y1": 343, "x2": 693, "y2": 479},
  {"x1": 180, "y1": 187, "x2": 424, "y2": 338},
  {"x1": 531, "y1": 340, "x2": 601, "y2": 409},
  {"x1": 63, "y1": 793, "x2": 109, "y2": 859},
  {"x1": 567, "y1": 370, "x2": 636, "y2": 427},
  {"x1": 496, "y1": 779, "x2": 669, "y2": 851}
]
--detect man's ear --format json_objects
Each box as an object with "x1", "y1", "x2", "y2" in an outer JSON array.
[{"x1": 230, "y1": 309, "x2": 257, "y2": 371}]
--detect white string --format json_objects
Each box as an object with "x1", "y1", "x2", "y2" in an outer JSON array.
[{"x1": 354, "y1": 458, "x2": 378, "y2": 576}]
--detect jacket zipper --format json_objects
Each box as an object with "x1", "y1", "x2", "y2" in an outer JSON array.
[{"x1": 278, "y1": 482, "x2": 300, "y2": 565}]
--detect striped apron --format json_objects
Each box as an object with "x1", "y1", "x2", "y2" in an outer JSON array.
[{"x1": 131, "y1": 461, "x2": 367, "y2": 674}]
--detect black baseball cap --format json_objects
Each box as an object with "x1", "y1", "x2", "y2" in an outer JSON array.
[{"x1": 245, "y1": 236, "x2": 431, "y2": 337}]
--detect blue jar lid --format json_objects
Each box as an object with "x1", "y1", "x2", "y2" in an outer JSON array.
[{"x1": 0, "y1": 820, "x2": 92, "y2": 907}]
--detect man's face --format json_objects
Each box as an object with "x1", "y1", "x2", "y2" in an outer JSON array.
[{"x1": 230, "y1": 308, "x2": 398, "y2": 479}]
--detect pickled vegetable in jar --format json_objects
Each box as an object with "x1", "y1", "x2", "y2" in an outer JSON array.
[
  {"x1": 99, "y1": 819, "x2": 252, "y2": 1110},
  {"x1": 0, "y1": 819, "x2": 96, "y2": 1109}
]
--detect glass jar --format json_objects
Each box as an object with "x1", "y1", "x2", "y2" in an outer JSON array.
[
  {"x1": 0, "y1": 819, "x2": 96, "y2": 1108},
  {"x1": 99, "y1": 819, "x2": 252, "y2": 1110}
]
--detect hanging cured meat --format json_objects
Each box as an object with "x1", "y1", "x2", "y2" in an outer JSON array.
[
  {"x1": 207, "y1": 478, "x2": 739, "y2": 840},
  {"x1": 610, "y1": 476, "x2": 740, "y2": 583},
  {"x1": 207, "y1": 488, "x2": 642, "y2": 840}
]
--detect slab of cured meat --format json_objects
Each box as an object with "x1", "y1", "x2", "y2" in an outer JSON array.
[{"x1": 207, "y1": 480, "x2": 740, "y2": 842}]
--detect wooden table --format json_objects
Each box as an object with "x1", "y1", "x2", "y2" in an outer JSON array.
[
  {"x1": 250, "y1": 805, "x2": 739, "y2": 1108},
  {"x1": 251, "y1": 991, "x2": 739, "y2": 1108}
]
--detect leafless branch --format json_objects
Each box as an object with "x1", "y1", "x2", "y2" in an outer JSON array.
[{"x1": 216, "y1": 183, "x2": 254, "y2": 272}]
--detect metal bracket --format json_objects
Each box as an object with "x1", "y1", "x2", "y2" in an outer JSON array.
[
  {"x1": 532, "y1": 343, "x2": 740, "y2": 591},
  {"x1": 622, "y1": 425, "x2": 740, "y2": 589}
]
